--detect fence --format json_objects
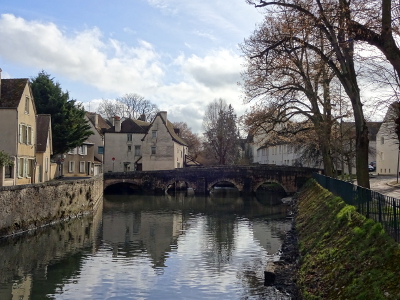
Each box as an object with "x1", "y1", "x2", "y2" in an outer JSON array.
[{"x1": 313, "y1": 173, "x2": 400, "y2": 243}]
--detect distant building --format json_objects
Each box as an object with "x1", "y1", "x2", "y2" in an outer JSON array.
[{"x1": 104, "y1": 111, "x2": 188, "y2": 172}]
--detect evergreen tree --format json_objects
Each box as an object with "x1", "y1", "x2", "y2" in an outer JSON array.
[
  {"x1": 31, "y1": 71, "x2": 93, "y2": 155},
  {"x1": 203, "y1": 99, "x2": 239, "y2": 165}
]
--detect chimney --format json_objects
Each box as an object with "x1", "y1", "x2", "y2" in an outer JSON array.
[
  {"x1": 138, "y1": 114, "x2": 146, "y2": 122},
  {"x1": 114, "y1": 116, "x2": 121, "y2": 132},
  {"x1": 160, "y1": 111, "x2": 167, "y2": 122},
  {"x1": 88, "y1": 113, "x2": 98, "y2": 128}
]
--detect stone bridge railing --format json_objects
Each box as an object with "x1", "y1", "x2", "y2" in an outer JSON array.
[{"x1": 104, "y1": 165, "x2": 319, "y2": 195}]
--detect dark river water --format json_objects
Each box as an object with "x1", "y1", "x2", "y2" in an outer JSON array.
[{"x1": 0, "y1": 190, "x2": 292, "y2": 300}]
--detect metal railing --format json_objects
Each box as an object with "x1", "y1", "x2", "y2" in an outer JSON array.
[{"x1": 313, "y1": 173, "x2": 400, "y2": 243}]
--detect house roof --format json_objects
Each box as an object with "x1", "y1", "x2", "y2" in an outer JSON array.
[
  {"x1": 341, "y1": 121, "x2": 382, "y2": 141},
  {"x1": 36, "y1": 114, "x2": 52, "y2": 153},
  {"x1": 141, "y1": 112, "x2": 188, "y2": 146},
  {"x1": 106, "y1": 118, "x2": 151, "y2": 133},
  {"x1": 0, "y1": 78, "x2": 30, "y2": 108},
  {"x1": 86, "y1": 112, "x2": 111, "y2": 135}
]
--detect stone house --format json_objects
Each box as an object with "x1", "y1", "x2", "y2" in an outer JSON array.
[
  {"x1": 103, "y1": 111, "x2": 188, "y2": 172},
  {"x1": 0, "y1": 75, "x2": 37, "y2": 186},
  {"x1": 61, "y1": 112, "x2": 109, "y2": 177},
  {"x1": 141, "y1": 111, "x2": 188, "y2": 170}
]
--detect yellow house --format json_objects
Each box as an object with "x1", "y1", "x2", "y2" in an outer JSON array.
[
  {"x1": 0, "y1": 75, "x2": 37, "y2": 186},
  {"x1": 36, "y1": 114, "x2": 54, "y2": 182}
]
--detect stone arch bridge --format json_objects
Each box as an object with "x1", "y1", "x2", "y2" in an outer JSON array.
[{"x1": 103, "y1": 165, "x2": 319, "y2": 195}]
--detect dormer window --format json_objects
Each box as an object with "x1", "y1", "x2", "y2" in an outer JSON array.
[{"x1": 25, "y1": 96, "x2": 29, "y2": 114}]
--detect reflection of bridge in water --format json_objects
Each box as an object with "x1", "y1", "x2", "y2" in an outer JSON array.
[{"x1": 104, "y1": 165, "x2": 318, "y2": 195}]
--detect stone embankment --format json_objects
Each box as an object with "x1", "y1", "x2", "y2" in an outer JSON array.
[
  {"x1": 0, "y1": 175, "x2": 103, "y2": 238},
  {"x1": 272, "y1": 179, "x2": 400, "y2": 299}
]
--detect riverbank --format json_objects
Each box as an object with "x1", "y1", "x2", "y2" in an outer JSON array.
[
  {"x1": 0, "y1": 175, "x2": 103, "y2": 238},
  {"x1": 276, "y1": 179, "x2": 400, "y2": 299}
]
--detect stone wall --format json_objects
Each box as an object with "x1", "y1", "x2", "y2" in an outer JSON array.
[{"x1": 0, "y1": 175, "x2": 103, "y2": 237}]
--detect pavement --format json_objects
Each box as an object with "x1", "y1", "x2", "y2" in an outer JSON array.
[{"x1": 367, "y1": 175, "x2": 400, "y2": 199}]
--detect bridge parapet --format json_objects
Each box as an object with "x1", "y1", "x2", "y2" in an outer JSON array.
[{"x1": 103, "y1": 165, "x2": 319, "y2": 195}]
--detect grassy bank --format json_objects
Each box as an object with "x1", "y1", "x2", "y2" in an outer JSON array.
[{"x1": 296, "y1": 179, "x2": 400, "y2": 300}]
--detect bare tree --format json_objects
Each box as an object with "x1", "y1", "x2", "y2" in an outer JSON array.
[
  {"x1": 245, "y1": 0, "x2": 370, "y2": 187},
  {"x1": 97, "y1": 93, "x2": 159, "y2": 122},
  {"x1": 172, "y1": 122, "x2": 202, "y2": 160},
  {"x1": 241, "y1": 13, "x2": 347, "y2": 177},
  {"x1": 203, "y1": 99, "x2": 240, "y2": 165}
]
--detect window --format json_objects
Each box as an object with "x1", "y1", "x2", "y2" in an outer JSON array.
[
  {"x1": 25, "y1": 96, "x2": 29, "y2": 114},
  {"x1": 45, "y1": 157, "x2": 49, "y2": 173},
  {"x1": 68, "y1": 148, "x2": 77, "y2": 155},
  {"x1": 78, "y1": 145, "x2": 87, "y2": 155},
  {"x1": 151, "y1": 146, "x2": 156, "y2": 155},
  {"x1": 152, "y1": 130, "x2": 157, "y2": 138},
  {"x1": 128, "y1": 145, "x2": 132, "y2": 152},
  {"x1": 177, "y1": 162, "x2": 180, "y2": 168},
  {"x1": 26, "y1": 159, "x2": 33, "y2": 178},
  {"x1": 18, "y1": 158, "x2": 24, "y2": 177},
  {"x1": 69, "y1": 161, "x2": 75, "y2": 173},
  {"x1": 27, "y1": 126, "x2": 33, "y2": 145},
  {"x1": 98, "y1": 146, "x2": 104, "y2": 154},
  {"x1": 124, "y1": 162, "x2": 131, "y2": 172},
  {"x1": 381, "y1": 136, "x2": 384, "y2": 145},
  {"x1": 127, "y1": 134, "x2": 132, "y2": 142},
  {"x1": 79, "y1": 161, "x2": 85, "y2": 173},
  {"x1": 135, "y1": 145, "x2": 141, "y2": 156},
  {"x1": 19, "y1": 124, "x2": 28, "y2": 144},
  {"x1": 5, "y1": 165, "x2": 12, "y2": 178}
]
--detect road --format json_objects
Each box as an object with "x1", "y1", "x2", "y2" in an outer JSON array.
[{"x1": 368, "y1": 175, "x2": 400, "y2": 199}]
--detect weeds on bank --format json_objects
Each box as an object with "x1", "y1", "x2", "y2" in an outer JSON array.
[{"x1": 296, "y1": 180, "x2": 400, "y2": 300}]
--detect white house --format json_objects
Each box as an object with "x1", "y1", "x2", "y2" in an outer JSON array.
[
  {"x1": 103, "y1": 111, "x2": 188, "y2": 172},
  {"x1": 376, "y1": 104, "x2": 398, "y2": 175}
]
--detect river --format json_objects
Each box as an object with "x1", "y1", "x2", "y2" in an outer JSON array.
[{"x1": 0, "y1": 189, "x2": 292, "y2": 300}]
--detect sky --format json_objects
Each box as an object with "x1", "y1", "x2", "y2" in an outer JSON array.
[{"x1": 0, "y1": 0, "x2": 266, "y2": 133}]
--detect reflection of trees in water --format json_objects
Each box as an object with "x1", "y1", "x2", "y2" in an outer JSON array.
[{"x1": 202, "y1": 214, "x2": 237, "y2": 271}]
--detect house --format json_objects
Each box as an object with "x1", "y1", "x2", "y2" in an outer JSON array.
[
  {"x1": 36, "y1": 114, "x2": 55, "y2": 182},
  {"x1": 61, "y1": 112, "x2": 109, "y2": 177},
  {"x1": 103, "y1": 111, "x2": 188, "y2": 172},
  {"x1": 104, "y1": 116, "x2": 150, "y2": 172},
  {"x1": 141, "y1": 111, "x2": 188, "y2": 170},
  {"x1": 376, "y1": 104, "x2": 398, "y2": 175},
  {"x1": 61, "y1": 141, "x2": 95, "y2": 177},
  {"x1": 247, "y1": 121, "x2": 381, "y2": 174},
  {"x1": 0, "y1": 73, "x2": 37, "y2": 186}
]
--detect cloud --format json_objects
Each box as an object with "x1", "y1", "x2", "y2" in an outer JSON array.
[
  {"x1": 0, "y1": 13, "x2": 249, "y2": 134},
  {"x1": 0, "y1": 14, "x2": 164, "y2": 95},
  {"x1": 180, "y1": 50, "x2": 243, "y2": 88},
  {"x1": 193, "y1": 30, "x2": 217, "y2": 41}
]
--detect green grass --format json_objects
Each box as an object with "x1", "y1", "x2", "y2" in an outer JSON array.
[{"x1": 296, "y1": 179, "x2": 400, "y2": 300}]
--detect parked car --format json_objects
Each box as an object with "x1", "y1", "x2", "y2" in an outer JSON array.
[{"x1": 368, "y1": 163, "x2": 376, "y2": 172}]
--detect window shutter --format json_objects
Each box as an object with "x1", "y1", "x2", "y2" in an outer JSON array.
[{"x1": 19, "y1": 125, "x2": 23, "y2": 143}]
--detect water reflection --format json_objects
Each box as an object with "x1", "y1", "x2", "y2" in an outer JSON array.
[{"x1": 0, "y1": 192, "x2": 292, "y2": 300}]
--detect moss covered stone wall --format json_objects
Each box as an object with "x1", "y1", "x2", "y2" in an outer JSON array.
[{"x1": 297, "y1": 180, "x2": 400, "y2": 300}]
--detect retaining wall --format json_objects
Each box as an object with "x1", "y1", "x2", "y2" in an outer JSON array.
[{"x1": 0, "y1": 175, "x2": 103, "y2": 237}]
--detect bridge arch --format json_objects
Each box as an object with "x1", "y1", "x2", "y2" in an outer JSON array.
[
  {"x1": 207, "y1": 178, "x2": 242, "y2": 193},
  {"x1": 253, "y1": 180, "x2": 289, "y2": 194},
  {"x1": 164, "y1": 178, "x2": 195, "y2": 193}
]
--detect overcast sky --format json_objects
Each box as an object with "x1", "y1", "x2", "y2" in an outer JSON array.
[{"x1": 0, "y1": 0, "x2": 265, "y2": 133}]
